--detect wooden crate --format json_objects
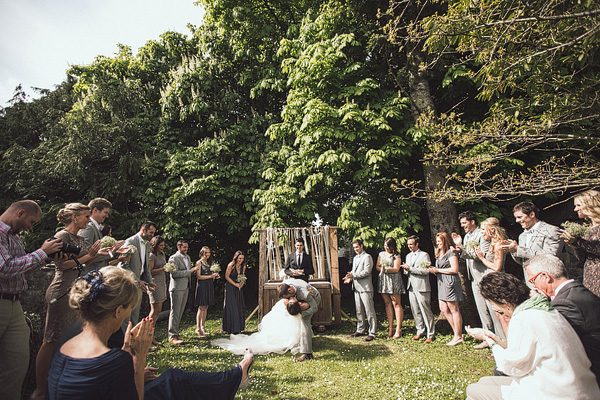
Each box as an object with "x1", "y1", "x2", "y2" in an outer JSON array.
[{"x1": 262, "y1": 281, "x2": 332, "y2": 326}]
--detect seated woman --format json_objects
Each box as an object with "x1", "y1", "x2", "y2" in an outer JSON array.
[
  {"x1": 47, "y1": 266, "x2": 253, "y2": 400},
  {"x1": 466, "y1": 272, "x2": 600, "y2": 400}
]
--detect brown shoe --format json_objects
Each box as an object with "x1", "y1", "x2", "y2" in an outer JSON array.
[
  {"x1": 295, "y1": 353, "x2": 314, "y2": 362},
  {"x1": 412, "y1": 334, "x2": 422, "y2": 341},
  {"x1": 364, "y1": 335, "x2": 375, "y2": 342},
  {"x1": 349, "y1": 332, "x2": 366, "y2": 338},
  {"x1": 169, "y1": 337, "x2": 184, "y2": 345},
  {"x1": 424, "y1": 337, "x2": 434, "y2": 344}
]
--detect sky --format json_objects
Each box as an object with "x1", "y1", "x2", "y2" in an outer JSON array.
[{"x1": 0, "y1": 0, "x2": 204, "y2": 107}]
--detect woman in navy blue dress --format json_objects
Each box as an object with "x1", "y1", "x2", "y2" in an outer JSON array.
[
  {"x1": 47, "y1": 266, "x2": 254, "y2": 400},
  {"x1": 222, "y1": 250, "x2": 246, "y2": 334}
]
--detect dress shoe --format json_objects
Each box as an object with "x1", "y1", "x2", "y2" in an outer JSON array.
[
  {"x1": 364, "y1": 335, "x2": 375, "y2": 342},
  {"x1": 295, "y1": 353, "x2": 314, "y2": 362},
  {"x1": 169, "y1": 337, "x2": 184, "y2": 345},
  {"x1": 424, "y1": 337, "x2": 434, "y2": 344},
  {"x1": 412, "y1": 334, "x2": 422, "y2": 341},
  {"x1": 349, "y1": 332, "x2": 366, "y2": 337}
]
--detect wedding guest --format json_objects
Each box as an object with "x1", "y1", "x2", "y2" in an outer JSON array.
[
  {"x1": 345, "y1": 239, "x2": 377, "y2": 342},
  {"x1": 168, "y1": 240, "x2": 197, "y2": 345},
  {"x1": 561, "y1": 189, "x2": 600, "y2": 297},
  {"x1": 502, "y1": 201, "x2": 563, "y2": 288},
  {"x1": 429, "y1": 232, "x2": 463, "y2": 346},
  {"x1": 33, "y1": 203, "x2": 102, "y2": 400},
  {"x1": 375, "y1": 237, "x2": 404, "y2": 338},
  {"x1": 466, "y1": 272, "x2": 600, "y2": 400},
  {"x1": 195, "y1": 246, "x2": 219, "y2": 337},
  {"x1": 284, "y1": 237, "x2": 314, "y2": 282},
  {"x1": 401, "y1": 235, "x2": 435, "y2": 343},
  {"x1": 78, "y1": 198, "x2": 112, "y2": 271},
  {"x1": 148, "y1": 236, "x2": 167, "y2": 345},
  {"x1": 0, "y1": 200, "x2": 62, "y2": 400},
  {"x1": 46, "y1": 266, "x2": 254, "y2": 400},
  {"x1": 222, "y1": 251, "x2": 246, "y2": 334}
]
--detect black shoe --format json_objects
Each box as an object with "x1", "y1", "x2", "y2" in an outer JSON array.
[
  {"x1": 295, "y1": 353, "x2": 314, "y2": 362},
  {"x1": 364, "y1": 335, "x2": 375, "y2": 342},
  {"x1": 349, "y1": 332, "x2": 366, "y2": 337}
]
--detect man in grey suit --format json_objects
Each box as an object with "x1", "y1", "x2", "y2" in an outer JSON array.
[
  {"x1": 452, "y1": 211, "x2": 504, "y2": 348},
  {"x1": 401, "y1": 235, "x2": 435, "y2": 343},
  {"x1": 502, "y1": 201, "x2": 564, "y2": 288},
  {"x1": 525, "y1": 254, "x2": 600, "y2": 386},
  {"x1": 278, "y1": 278, "x2": 321, "y2": 362},
  {"x1": 120, "y1": 221, "x2": 156, "y2": 332},
  {"x1": 168, "y1": 240, "x2": 197, "y2": 344},
  {"x1": 78, "y1": 198, "x2": 112, "y2": 271},
  {"x1": 344, "y1": 239, "x2": 377, "y2": 341}
]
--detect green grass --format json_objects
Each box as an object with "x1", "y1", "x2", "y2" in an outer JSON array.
[{"x1": 147, "y1": 307, "x2": 495, "y2": 400}]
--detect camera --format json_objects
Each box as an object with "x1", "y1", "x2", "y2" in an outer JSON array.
[{"x1": 47, "y1": 237, "x2": 81, "y2": 256}]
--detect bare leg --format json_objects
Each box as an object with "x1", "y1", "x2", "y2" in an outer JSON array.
[
  {"x1": 32, "y1": 341, "x2": 56, "y2": 399},
  {"x1": 149, "y1": 301, "x2": 163, "y2": 322},
  {"x1": 381, "y1": 294, "x2": 394, "y2": 337},
  {"x1": 390, "y1": 294, "x2": 403, "y2": 338}
]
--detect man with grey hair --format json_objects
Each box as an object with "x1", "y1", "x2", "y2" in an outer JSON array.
[{"x1": 525, "y1": 254, "x2": 600, "y2": 386}]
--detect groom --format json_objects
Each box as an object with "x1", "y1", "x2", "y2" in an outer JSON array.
[{"x1": 278, "y1": 278, "x2": 321, "y2": 362}]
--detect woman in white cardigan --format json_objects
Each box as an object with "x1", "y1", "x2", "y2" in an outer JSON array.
[{"x1": 466, "y1": 272, "x2": 599, "y2": 400}]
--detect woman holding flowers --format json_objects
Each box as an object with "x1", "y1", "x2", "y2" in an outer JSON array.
[
  {"x1": 148, "y1": 236, "x2": 167, "y2": 327},
  {"x1": 33, "y1": 203, "x2": 103, "y2": 400},
  {"x1": 195, "y1": 246, "x2": 220, "y2": 337},
  {"x1": 222, "y1": 250, "x2": 246, "y2": 334},
  {"x1": 375, "y1": 237, "x2": 405, "y2": 338},
  {"x1": 560, "y1": 189, "x2": 600, "y2": 297},
  {"x1": 429, "y1": 232, "x2": 464, "y2": 346}
]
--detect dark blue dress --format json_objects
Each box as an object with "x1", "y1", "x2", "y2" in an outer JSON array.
[
  {"x1": 195, "y1": 261, "x2": 215, "y2": 306},
  {"x1": 222, "y1": 267, "x2": 245, "y2": 334}
]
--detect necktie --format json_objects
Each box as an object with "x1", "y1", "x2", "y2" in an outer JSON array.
[{"x1": 297, "y1": 254, "x2": 302, "y2": 267}]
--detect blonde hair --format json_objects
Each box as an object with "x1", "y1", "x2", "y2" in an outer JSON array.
[
  {"x1": 480, "y1": 217, "x2": 508, "y2": 251},
  {"x1": 69, "y1": 266, "x2": 140, "y2": 323},
  {"x1": 574, "y1": 190, "x2": 600, "y2": 223},
  {"x1": 56, "y1": 203, "x2": 90, "y2": 226}
]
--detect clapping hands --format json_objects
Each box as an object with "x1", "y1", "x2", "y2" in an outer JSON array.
[{"x1": 123, "y1": 317, "x2": 154, "y2": 357}]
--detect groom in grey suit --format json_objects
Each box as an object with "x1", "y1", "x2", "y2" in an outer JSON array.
[
  {"x1": 344, "y1": 239, "x2": 377, "y2": 341},
  {"x1": 278, "y1": 278, "x2": 321, "y2": 362},
  {"x1": 168, "y1": 240, "x2": 197, "y2": 344},
  {"x1": 78, "y1": 197, "x2": 112, "y2": 271}
]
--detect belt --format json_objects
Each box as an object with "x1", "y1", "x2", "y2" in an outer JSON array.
[{"x1": 0, "y1": 293, "x2": 20, "y2": 301}]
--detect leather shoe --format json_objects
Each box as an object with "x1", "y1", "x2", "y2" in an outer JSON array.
[
  {"x1": 169, "y1": 337, "x2": 184, "y2": 345},
  {"x1": 349, "y1": 332, "x2": 366, "y2": 337},
  {"x1": 295, "y1": 353, "x2": 314, "y2": 362},
  {"x1": 424, "y1": 337, "x2": 434, "y2": 344},
  {"x1": 412, "y1": 334, "x2": 422, "y2": 341},
  {"x1": 364, "y1": 335, "x2": 375, "y2": 342}
]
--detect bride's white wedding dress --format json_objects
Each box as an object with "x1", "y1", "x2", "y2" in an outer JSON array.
[{"x1": 212, "y1": 299, "x2": 304, "y2": 355}]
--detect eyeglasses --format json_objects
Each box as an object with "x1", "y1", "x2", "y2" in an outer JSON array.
[{"x1": 528, "y1": 272, "x2": 544, "y2": 284}]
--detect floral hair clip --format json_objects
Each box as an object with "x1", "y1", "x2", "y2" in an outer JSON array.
[{"x1": 80, "y1": 270, "x2": 105, "y2": 303}]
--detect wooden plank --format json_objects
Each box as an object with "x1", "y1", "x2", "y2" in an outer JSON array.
[
  {"x1": 258, "y1": 229, "x2": 267, "y2": 320},
  {"x1": 329, "y1": 227, "x2": 342, "y2": 325}
]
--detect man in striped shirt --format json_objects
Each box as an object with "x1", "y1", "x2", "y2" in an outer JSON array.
[{"x1": 0, "y1": 200, "x2": 62, "y2": 400}]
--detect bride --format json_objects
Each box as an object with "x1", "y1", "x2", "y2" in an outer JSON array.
[{"x1": 212, "y1": 297, "x2": 306, "y2": 355}]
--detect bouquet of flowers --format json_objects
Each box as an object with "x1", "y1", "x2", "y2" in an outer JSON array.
[
  {"x1": 464, "y1": 240, "x2": 479, "y2": 253},
  {"x1": 418, "y1": 260, "x2": 430, "y2": 270},
  {"x1": 120, "y1": 245, "x2": 137, "y2": 255},
  {"x1": 210, "y1": 263, "x2": 221, "y2": 273},
  {"x1": 561, "y1": 221, "x2": 591, "y2": 238},
  {"x1": 163, "y1": 262, "x2": 176, "y2": 273},
  {"x1": 99, "y1": 236, "x2": 116, "y2": 249},
  {"x1": 380, "y1": 258, "x2": 392, "y2": 272},
  {"x1": 237, "y1": 274, "x2": 247, "y2": 284}
]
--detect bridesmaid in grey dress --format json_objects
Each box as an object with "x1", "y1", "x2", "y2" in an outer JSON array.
[
  {"x1": 148, "y1": 236, "x2": 167, "y2": 344},
  {"x1": 375, "y1": 237, "x2": 405, "y2": 338},
  {"x1": 429, "y1": 232, "x2": 464, "y2": 346}
]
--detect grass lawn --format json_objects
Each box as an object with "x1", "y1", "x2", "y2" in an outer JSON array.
[{"x1": 148, "y1": 304, "x2": 495, "y2": 400}]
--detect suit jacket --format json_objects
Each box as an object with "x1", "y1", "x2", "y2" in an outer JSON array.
[
  {"x1": 168, "y1": 251, "x2": 193, "y2": 291},
  {"x1": 404, "y1": 249, "x2": 431, "y2": 292},
  {"x1": 512, "y1": 220, "x2": 564, "y2": 265},
  {"x1": 78, "y1": 221, "x2": 110, "y2": 269},
  {"x1": 551, "y1": 280, "x2": 600, "y2": 385},
  {"x1": 284, "y1": 251, "x2": 314, "y2": 282},
  {"x1": 122, "y1": 233, "x2": 151, "y2": 283},
  {"x1": 351, "y1": 251, "x2": 374, "y2": 293},
  {"x1": 460, "y1": 227, "x2": 491, "y2": 282},
  {"x1": 287, "y1": 278, "x2": 321, "y2": 319}
]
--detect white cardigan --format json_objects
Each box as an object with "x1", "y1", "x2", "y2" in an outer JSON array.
[{"x1": 494, "y1": 308, "x2": 600, "y2": 399}]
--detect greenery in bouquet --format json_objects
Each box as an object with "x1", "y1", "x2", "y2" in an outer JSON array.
[
  {"x1": 561, "y1": 221, "x2": 592, "y2": 238},
  {"x1": 163, "y1": 262, "x2": 176, "y2": 273},
  {"x1": 210, "y1": 263, "x2": 221, "y2": 273},
  {"x1": 464, "y1": 239, "x2": 479, "y2": 253},
  {"x1": 236, "y1": 274, "x2": 247, "y2": 284},
  {"x1": 99, "y1": 236, "x2": 116, "y2": 249}
]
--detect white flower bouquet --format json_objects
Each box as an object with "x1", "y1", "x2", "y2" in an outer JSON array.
[
  {"x1": 163, "y1": 262, "x2": 176, "y2": 273},
  {"x1": 120, "y1": 245, "x2": 137, "y2": 255},
  {"x1": 380, "y1": 258, "x2": 392, "y2": 272},
  {"x1": 464, "y1": 239, "x2": 479, "y2": 253},
  {"x1": 418, "y1": 260, "x2": 430, "y2": 270},
  {"x1": 210, "y1": 263, "x2": 221, "y2": 273},
  {"x1": 99, "y1": 236, "x2": 116, "y2": 249},
  {"x1": 561, "y1": 221, "x2": 591, "y2": 238},
  {"x1": 237, "y1": 274, "x2": 247, "y2": 284}
]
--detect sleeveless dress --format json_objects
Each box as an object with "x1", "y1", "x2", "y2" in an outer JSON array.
[
  {"x1": 435, "y1": 250, "x2": 463, "y2": 302},
  {"x1": 44, "y1": 230, "x2": 88, "y2": 342},
  {"x1": 213, "y1": 299, "x2": 303, "y2": 355},
  {"x1": 575, "y1": 225, "x2": 600, "y2": 297},
  {"x1": 148, "y1": 252, "x2": 167, "y2": 303},
  {"x1": 222, "y1": 267, "x2": 245, "y2": 334},
  {"x1": 377, "y1": 252, "x2": 405, "y2": 294},
  {"x1": 195, "y1": 261, "x2": 215, "y2": 306}
]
